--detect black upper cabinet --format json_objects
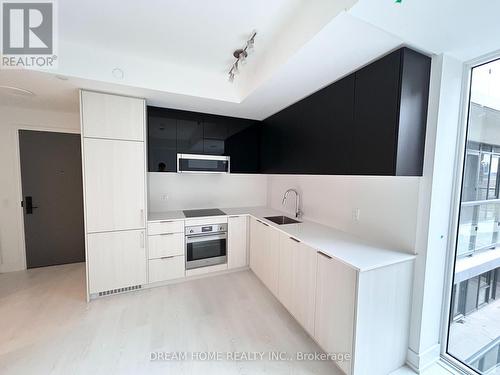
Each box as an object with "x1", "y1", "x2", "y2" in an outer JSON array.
[
  {"x1": 351, "y1": 51, "x2": 400, "y2": 175},
  {"x1": 148, "y1": 107, "x2": 177, "y2": 172},
  {"x1": 261, "y1": 74, "x2": 355, "y2": 174},
  {"x1": 261, "y1": 47, "x2": 430, "y2": 176},
  {"x1": 176, "y1": 114, "x2": 204, "y2": 154},
  {"x1": 226, "y1": 119, "x2": 261, "y2": 173},
  {"x1": 147, "y1": 107, "x2": 261, "y2": 173},
  {"x1": 202, "y1": 115, "x2": 227, "y2": 155},
  {"x1": 352, "y1": 48, "x2": 431, "y2": 176}
]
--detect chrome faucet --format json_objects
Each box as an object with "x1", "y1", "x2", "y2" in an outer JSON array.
[{"x1": 282, "y1": 188, "x2": 302, "y2": 219}]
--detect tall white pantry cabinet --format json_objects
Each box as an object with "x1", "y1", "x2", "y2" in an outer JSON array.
[{"x1": 80, "y1": 90, "x2": 148, "y2": 298}]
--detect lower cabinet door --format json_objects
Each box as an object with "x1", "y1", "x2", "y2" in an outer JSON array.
[
  {"x1": 87, "y1": 230, "x2": 147, "y2": 294},
  {"x1": 263, "y1": 224, "x2": 280, "y2": 297},
  {"x1": 228, "y1": 216, "x2": 248, "y2": 269},
  {"x1": 292, "y1": 243, "x2": 317, "y2": 337},
  {"x1": 314, "y1": 252, "x2": 357, "y2": 375},
  {"x1": 249, "y1": 218, "x2": 279, "y2": 296},
  {"x1": 249, "y1": 218, "x2": 263, "y2": 277},
  {"x1": 148, "y1": 256, "x2": 185, "y2": 283},
  {"x1": 278, "y1": 234, "x2": 296, "y2": 312}
]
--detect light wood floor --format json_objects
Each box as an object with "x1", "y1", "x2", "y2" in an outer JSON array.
[{"x1": 0, "y1": 263, "x2": 342, "y2": 375}]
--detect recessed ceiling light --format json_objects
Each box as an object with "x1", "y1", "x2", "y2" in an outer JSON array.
[
  {"x1": 0, "y1": 85, "x2": 35, "y2": 97},
  {"x1": 112, "y1": 68, "x2": 124, "y2": 80}
]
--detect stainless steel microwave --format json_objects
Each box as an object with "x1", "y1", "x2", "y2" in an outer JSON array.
[{"x1": 177, "y1": 154, "x2": 230, "y2": 173}]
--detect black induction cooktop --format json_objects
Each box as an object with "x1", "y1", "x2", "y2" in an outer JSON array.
[{"x1": 183, "y1": 208, "x2": 226, "y2": 218}]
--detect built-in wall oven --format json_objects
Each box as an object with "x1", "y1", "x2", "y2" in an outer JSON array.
[{"x1": 185, "y1": 223, "x2": 227, "y2": 270}]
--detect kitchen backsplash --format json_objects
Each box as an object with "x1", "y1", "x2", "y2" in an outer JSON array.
[
  {"x1": 148, "y1": 172, "x2": 267, "y2": 212},
  {"x1": 267, "y1": 174, "x2": 421, "y2": 254}
]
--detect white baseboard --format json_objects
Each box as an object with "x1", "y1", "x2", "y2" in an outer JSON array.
[
  {"x1": 89, "y1": 266, "x2": 250, "y2": 300},
  {"x1": 407, "y1": 344, "x2": 441, "y2": 373}
]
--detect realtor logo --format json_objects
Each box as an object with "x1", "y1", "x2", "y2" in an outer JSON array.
[{"x1": 1, "y1": 1, "x2": 57, "y2": 68}]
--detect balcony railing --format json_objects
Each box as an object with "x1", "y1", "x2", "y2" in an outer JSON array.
[
  {"x1": 466, "y1": 336, "x2": 500, "y2": 374},
  {"x1": 458, "y1": 199, "x2": 500, "y2": 258}
]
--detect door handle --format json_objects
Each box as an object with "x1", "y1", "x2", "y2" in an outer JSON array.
[
  {"x1": 24, "y1": 196, "x2": 38, "y2": 214},
  {"x1": 140, "y1": 231, "x2": 145, "y2": 248},
  {"x1": 257, "y1": 219, "x2": 269, "y2": 227},
  {"x1": 317, "y1": 251, "x2": 332, "y2": 259}
]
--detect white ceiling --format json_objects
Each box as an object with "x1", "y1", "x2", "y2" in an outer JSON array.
[
  {"x1": 60, "y1": 0, "x2": 302, "y2": 74},
  {"x1": 349, "y1": 0, "x2": 500, "y2": 62},
  {"x1": 1, "y1": 0, "x2": 499, "y2": 119}
]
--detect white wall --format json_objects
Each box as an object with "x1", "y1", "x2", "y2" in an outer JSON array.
[
  {"x1": 148, "y1": 172, "x2": 267, "y2": 212},
  {"x1": 267, "y1": 174, "x2": 421, "y2": 253},
  {"x1": 0, "y1": 105, "x2": 80, "y2": 273}
]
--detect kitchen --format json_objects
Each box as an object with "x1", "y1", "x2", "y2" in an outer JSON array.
[{"x1": 78, "y1": 45, "x2": 426, "y2": 375}]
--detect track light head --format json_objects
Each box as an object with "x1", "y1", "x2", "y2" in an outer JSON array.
[{"x1": 227, "y1": 30, "x2": 257, "y2": 82}]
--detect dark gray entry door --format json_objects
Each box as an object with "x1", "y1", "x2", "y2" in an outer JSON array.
[{"x1": 19, "y1": 130, "x2": 85, "y2": 268}]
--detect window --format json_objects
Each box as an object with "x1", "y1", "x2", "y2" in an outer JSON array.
[{"x1": 447, "y1": 58, "x2": 500, "y2": 374}]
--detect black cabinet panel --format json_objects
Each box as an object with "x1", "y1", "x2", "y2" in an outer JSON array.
[
  {"x1": 148, "y1": 109, "x2": 177, "y2": 172},
  {"x1": 261, "y1": 74, "x2": 355, "y2": 174},
  {"x1": 395, "y1": 48, "x2": 431, "y2": 176},
  {"x1": 302, "y1": 75, "x2": 354, "y2": 175},
  {"x1": 351, "y1": 48, "x2": 430, "y2": 176},
  {"x1": 352, "y1": 51, "x2": 401, "y2": 175},
  {"x1": 203, "y1": 117, "x2": 227, "y2": 155},
  {"x1": 203, "y1": 118, "x2": 227, "y2": 139},
  {"x1": 226, "y1": 120, "x2": 261, "y2": 173},
  {"x1": 177, "y1": 117, "x2": 204, "y2": 154}
]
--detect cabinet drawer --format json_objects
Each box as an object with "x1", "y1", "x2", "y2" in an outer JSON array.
[
  {"x1": 148, "y1": 220, "x2": 184, "y2": 235},
  {"x1": 148, "y1": 256, "x2": 185, "y2": 283},
  {"x1": 148, "y1": 233, "x2": 184, "y2": 259}
]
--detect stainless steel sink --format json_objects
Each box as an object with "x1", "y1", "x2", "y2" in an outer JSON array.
[{"x1": 264, "y1": 215, "x2": 301, "y2": 225}]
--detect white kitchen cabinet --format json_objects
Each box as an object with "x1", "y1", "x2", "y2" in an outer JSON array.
[
  {"x1": 264, "y1": 224, "x2": 280, "y2": 297},
  {"x1": 278, "y1": 235, "x2": 317, "y2": 336},
  {"x1": 81, "y1": 91, "x2": 145, "y2": 141},
  {"x1": 249, "y1": 217, "x2": 261, "y2": 273},
  {"x1": 292, "y1": 242, "x2": 317, "y2": 336},
  {"x1": 147, "y1": 220, "x2": 184, "y2": 235},
  {"x1": 83, "y1": 138, "x2": 146, "y2": 233},
  {"x1": 148, "y1": 256, "x2": 185, "y2": 283},
  {"x1": 81, "y1": 90, "x2": 148, "y2": 299},
  {"x1": 278, "y1": 234, "x2": 295, "y2": 312},
  {"x1": 249, "y1": 217, "x2": 280, "y2": 297},
  {"x1": 228, "y1": 215, "x2": 248, "y2": 269},
  {"x1": 315, "y1": 251, "x2": 357, "y2": 374},
  {"x1": 148, "y1": 233, "x2": 184, "y2": 259},
  {"x1": 87, "y1": 230, "x2": 147, "y2": 294},
  {"x1": 352, "y1": 261, "x2": 413, "y2": 375},
  {"x1": 314, "y1": 251, "x2": 413, "y2": 375}
]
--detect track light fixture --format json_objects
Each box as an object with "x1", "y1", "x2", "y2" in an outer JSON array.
[{"x1": 228, "y1": 30, "x2": 256, "y2": 83}]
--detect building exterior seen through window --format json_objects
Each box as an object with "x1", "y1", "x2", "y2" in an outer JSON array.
[{"x1": 448, "y1": 58, "x2": 500, "y2": 374}]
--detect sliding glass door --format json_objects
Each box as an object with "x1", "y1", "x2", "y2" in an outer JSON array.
[{"x1": 447, "y1": 58, "x2": 500, "y2": 374}]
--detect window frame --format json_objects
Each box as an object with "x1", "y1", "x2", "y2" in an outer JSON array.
[{"x1": 441, "y1": 50, "x2": 500, "y2": 374}]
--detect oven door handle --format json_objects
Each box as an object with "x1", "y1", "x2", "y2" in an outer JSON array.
[{"x1": 186, "y1": 234, "x2": 227, "y2": 244}]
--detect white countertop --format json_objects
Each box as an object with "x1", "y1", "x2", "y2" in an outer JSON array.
[
  {"x1": 148, "y1": 206, "x2": 415, "y2": 272},
  {"x1": 148, "y1": 210, "x2": 186, "y2": 221}
]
